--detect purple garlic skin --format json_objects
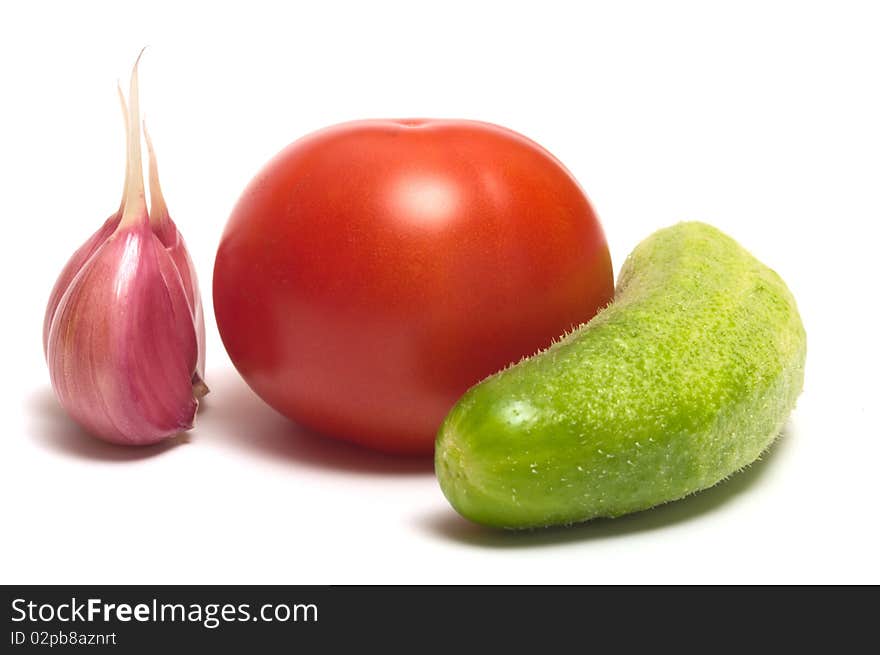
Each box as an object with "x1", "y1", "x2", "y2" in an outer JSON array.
[
  {"x1": 43, "y1": 212, "x2": 121, "y2": 355},
  {"x1": 156, "y1": 226, "x2": 207, "y2": 391},
  {"x1": 44, "y1": 53, "x2": 206, "y2": 445}
]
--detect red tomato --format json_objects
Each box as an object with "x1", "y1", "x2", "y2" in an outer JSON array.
[{"x1": 214, "y1": 120, "x2": 613, "y2": 455}]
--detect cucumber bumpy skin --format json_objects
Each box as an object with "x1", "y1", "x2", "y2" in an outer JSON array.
[{"x1": 435, "y1": 222, "x2": 806, "y2": 529}]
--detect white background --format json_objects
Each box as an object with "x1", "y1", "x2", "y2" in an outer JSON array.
[{"x1": 1, "y1": 0, "x2": 878, "y2": 584}]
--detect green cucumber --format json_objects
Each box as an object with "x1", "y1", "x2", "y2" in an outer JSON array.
[{"x1": 435, "y1": 222, "x2": 806, "y2": 529}]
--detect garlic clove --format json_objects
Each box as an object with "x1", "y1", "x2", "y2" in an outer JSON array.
[
  {"x1": 47, "y1": 222, "x2": 199, "y2": 444},
  {"x1": 45, "y1": 51, "x2": 204, "y2": 445}
]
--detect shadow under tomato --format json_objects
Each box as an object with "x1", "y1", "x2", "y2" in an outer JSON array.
[
  {"x1": 421, "y1": 420, "x2": 795, "y2": 548},
  {"x1": 25, "y1": 387, "x2": 186, "y2": 462},
  {"x1": 198, "y1": 368, "x2": 435, "y2": 475}
]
